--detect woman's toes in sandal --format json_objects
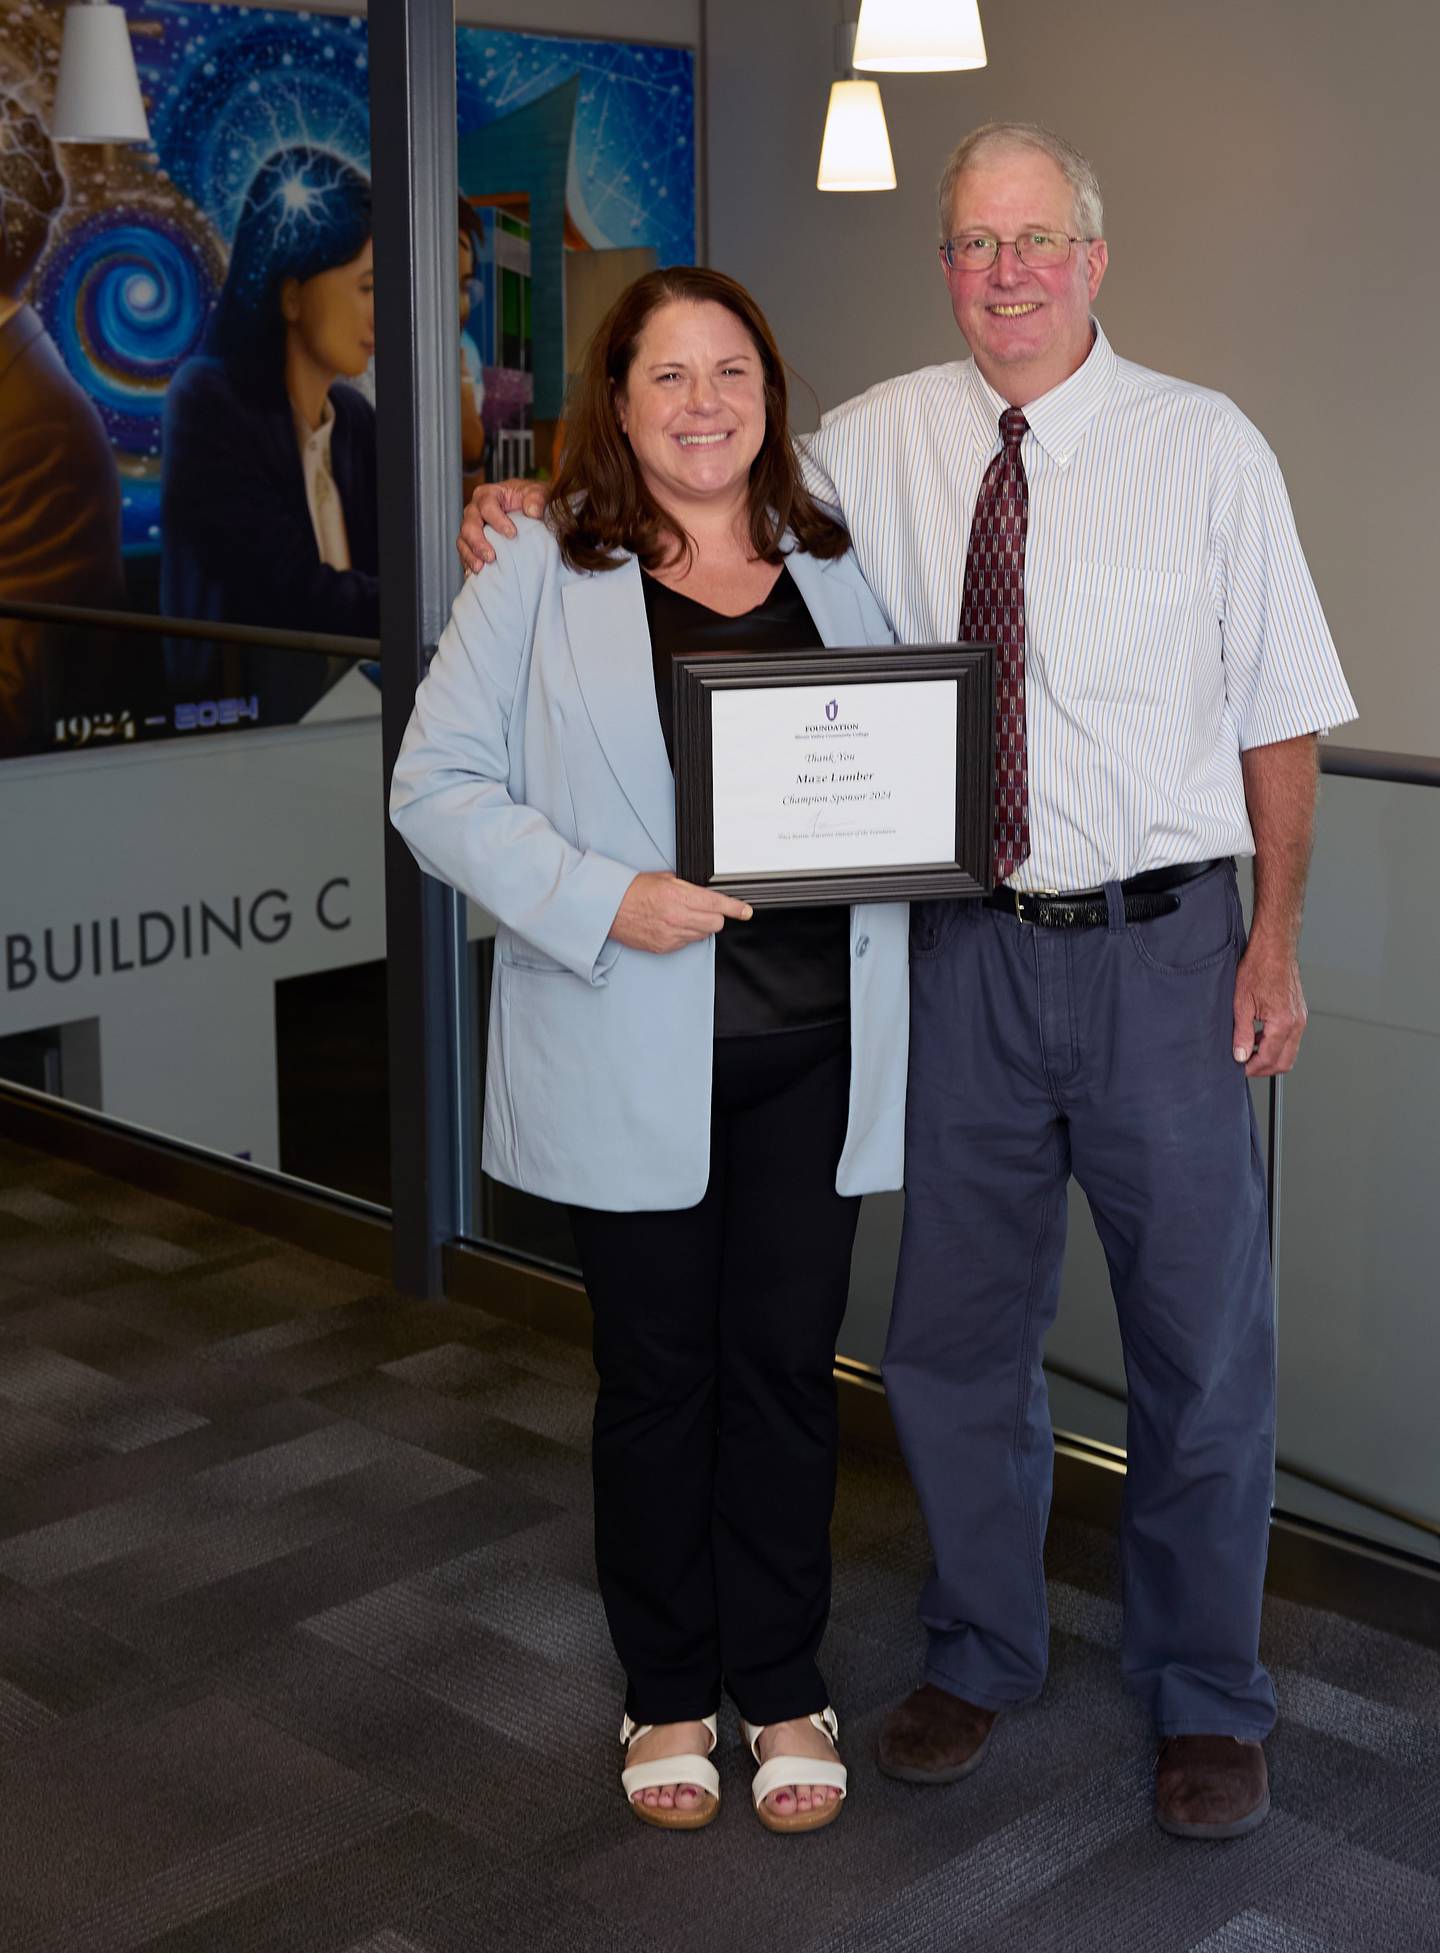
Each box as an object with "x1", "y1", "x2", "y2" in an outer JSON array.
[
  {"x1": 620, "y1": 1714, "x2": 720, "y2": 1830},
  {"x1": 740, "y1": 1707, "x2": 847, "y2": 1834}
]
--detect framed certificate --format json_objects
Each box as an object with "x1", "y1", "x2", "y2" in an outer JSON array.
[{"x1": 672, "y1": 644, "x2": 994, "y2": 906}]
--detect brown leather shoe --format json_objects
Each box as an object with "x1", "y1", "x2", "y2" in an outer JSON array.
[
  {"x1": 1155, "y1": 1736, "x2": 1270, "y2": 1839},
  {"x1": 877, "y1": 1683, "x2": 998, "y2": 1784}
]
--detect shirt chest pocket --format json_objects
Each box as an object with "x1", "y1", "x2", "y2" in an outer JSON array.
[{"x1": 1043, "y1": 561, "x2": 1191, "y2": 707}]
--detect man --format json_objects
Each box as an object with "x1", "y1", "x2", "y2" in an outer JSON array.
[
  {"x1": 456, "y1": 121, "x2": 1355, "y2": 1838},
  {"x1": 0, "y1": 93, "x2": 124, "y2": 755}
]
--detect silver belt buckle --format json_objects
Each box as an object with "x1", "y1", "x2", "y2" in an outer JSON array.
[{"x1": 1011, "y1": 886, "x2": 1060, "y2": 924}]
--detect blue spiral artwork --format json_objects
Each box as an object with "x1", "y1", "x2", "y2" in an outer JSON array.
[
  {"x1": 17, "y1": 3, "x2": 694, "y2": 563},
  {"x1": 36, "y1": 217, "x2": 213, "y2": 451}
]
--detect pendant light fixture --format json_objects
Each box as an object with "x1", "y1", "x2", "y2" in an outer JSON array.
[
  {"x1": 51, "y1": 0, "x2": 151, "y2": 145},
  {"x1": 817, "y1": 19, "x2": 896, "y2": 193},
  {"x1": 852, "y1": 0, "x2": 988, "y2": 72}
]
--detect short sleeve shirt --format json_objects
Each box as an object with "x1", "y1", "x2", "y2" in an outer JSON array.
[{"x1": 800, "y1": 321, "x2": 1358, "y2": 890}]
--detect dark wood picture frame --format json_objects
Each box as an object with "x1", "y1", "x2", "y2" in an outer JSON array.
[{"x1": 672, "y1": 643, "x2": 995, "y2": 907}]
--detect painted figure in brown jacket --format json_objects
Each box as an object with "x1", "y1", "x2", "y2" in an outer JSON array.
[{"x1": 0, "y1": 92, "x2": 123, "y2": 756}]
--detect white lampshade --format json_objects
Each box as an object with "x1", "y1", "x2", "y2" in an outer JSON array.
[
  {"x1": 52, "y1": 2, "x2": 151, "y2": 145},
  {"x1": 817, "y1": 80, "x2": 896, "y2": 193},
  {"x1": 852, "y1": 0, "x2": 988, "y2": 72}
]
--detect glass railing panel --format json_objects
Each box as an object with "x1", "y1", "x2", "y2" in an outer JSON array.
[
  {"x1": 839, "y1": 1190, "x2": 903, "y2": 1369},
  {"x1": 0, "y1": 632, "x2": 391, "y2": 1209},
  {"x1": 1266, "y1": 771, "x2": 1439, "y2": 1557},
  {"x1": 1007, "y1": 769, "x2": 1440, "y2": 1560},
  {"x1": 443, "y1": 756, "x2": 1440, "y2": 1572},
  {"x1": 460, "y1": 901, "x2": 580, "y2": 1270},
  {"x1": 836, "y1": 774, "x2": 1439, "y2": 1567}
]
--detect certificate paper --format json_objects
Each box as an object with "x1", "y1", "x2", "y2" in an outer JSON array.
[
  {"x1": 709, "y1": 679, "x2": 958, "y2": 875},
  {"x1": 672, "y1": 643, "x2": 993, "y2": 906}
]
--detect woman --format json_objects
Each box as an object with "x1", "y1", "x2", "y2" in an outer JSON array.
[
  {"x1": 390, "y1": 267, "x2": 906, "y2": 1833},
  {"x1": 161, "y1": 144, "x2": 378, "y2": 719}
]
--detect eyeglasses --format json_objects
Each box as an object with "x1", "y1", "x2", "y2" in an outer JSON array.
[{"x1": 941, "y1": 231, "x2": 1091, "y2": 271}]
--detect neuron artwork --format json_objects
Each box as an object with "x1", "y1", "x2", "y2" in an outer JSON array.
[
  {"x1": 0, "y1": 91, "x2": 65, "y2": 285},
  {"x1": 3, "y1": 3, "x2": 694, "y2": 562}
]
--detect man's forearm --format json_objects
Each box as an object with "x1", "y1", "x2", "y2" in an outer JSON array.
[{"x1": 1241, "y1": 734, "x2": 1318, "y2": 948}]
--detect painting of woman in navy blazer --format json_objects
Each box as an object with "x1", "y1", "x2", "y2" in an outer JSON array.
[
  {"x1": 392, "y1": 267, "x2": 907, "y2": 1837},
  {"x1": 160, "y1": 145, "x2": 377, "y2": 721}
]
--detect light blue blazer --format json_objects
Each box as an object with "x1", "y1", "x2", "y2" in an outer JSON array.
[{"x1": 390, "y1": 518, "x2": 908, "y2": 1210}]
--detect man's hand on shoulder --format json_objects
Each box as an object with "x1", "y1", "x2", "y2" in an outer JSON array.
[
  {"x1": 457, "y1": 478, "x2": 550, "y2": 574},
  {"x1": 1232, "y1": 928, "x2": 1308, "y2": 1078}
]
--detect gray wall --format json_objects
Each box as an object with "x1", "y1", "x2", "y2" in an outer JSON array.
[{"x1": 706, "y1": 0, "x2": 1440, "y2": 759}]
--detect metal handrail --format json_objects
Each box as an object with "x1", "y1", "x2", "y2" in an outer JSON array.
[
  {"x1": 1042, "y1": 1354, "x2": 1440, "y2": 1544},
  {"x1": 0, "y1": 596, "x2": 379, "y2": 662},
  {"x1": 0, "y1": 609, "x2": 1434, "y2": 759},
  {"x1": 1321, "y1": 744, "x2": 1440, "y2": 788}
]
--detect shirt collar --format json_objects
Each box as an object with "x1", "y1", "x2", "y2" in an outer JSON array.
[
  {"x1": 293, "y1": 392, "x2": 337, "y2": 455},
  {"x1": 961, "y1": 317, "x2": 1117, "y2": 466}
]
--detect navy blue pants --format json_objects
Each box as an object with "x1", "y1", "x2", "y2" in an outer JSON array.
[{"x1": 886, "y1": 862, "x2": 1278, "y2": 1738}]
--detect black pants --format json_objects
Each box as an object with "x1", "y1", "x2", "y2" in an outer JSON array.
[{"x1": 569, "y1": 1021, "x2": 859, "y2": 1727}]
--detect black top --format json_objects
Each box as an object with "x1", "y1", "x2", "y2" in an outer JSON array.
[{"x1": 642, "y1": 564, "x2": 850, "y2": 1039}]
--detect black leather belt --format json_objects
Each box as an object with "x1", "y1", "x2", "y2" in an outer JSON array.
[{"x1": 982, "y1": 857, "x2": 1227, "y2": 928}]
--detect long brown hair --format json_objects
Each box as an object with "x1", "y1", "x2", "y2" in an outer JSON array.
[{"x1": 548, "y1": 265, "x2": 848, "y2": 573}]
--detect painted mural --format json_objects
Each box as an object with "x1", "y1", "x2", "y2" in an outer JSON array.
[{"x1": 0, "y1": 4, "x2": 694, "y2": 754}]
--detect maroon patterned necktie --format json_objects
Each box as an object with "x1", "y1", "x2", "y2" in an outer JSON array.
[{"x1": 960, "y1": 407, "x2": 1031, "y2": 883}]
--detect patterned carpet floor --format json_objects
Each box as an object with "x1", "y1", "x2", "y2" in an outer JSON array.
[{"x1": 0, "y1": 1133, "x2": 1437, "y2": 1953}]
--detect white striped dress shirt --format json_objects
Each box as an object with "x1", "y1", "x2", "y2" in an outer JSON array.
[{"x1": 800, "y1": 321, "x2": 1357, "y2": 891}]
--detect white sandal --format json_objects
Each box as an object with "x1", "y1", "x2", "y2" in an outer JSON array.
[
  {"x1": 740, "y1": 1707, "x2": 847, "y2": 1833},
  {"x1": 620, "y1": 1712, "x2": 721, "y2": 1830}
]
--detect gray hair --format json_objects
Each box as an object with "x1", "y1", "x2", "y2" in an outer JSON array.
[{"x1": 936, "y1": 121, "x2": 1104, "y2": 244}]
